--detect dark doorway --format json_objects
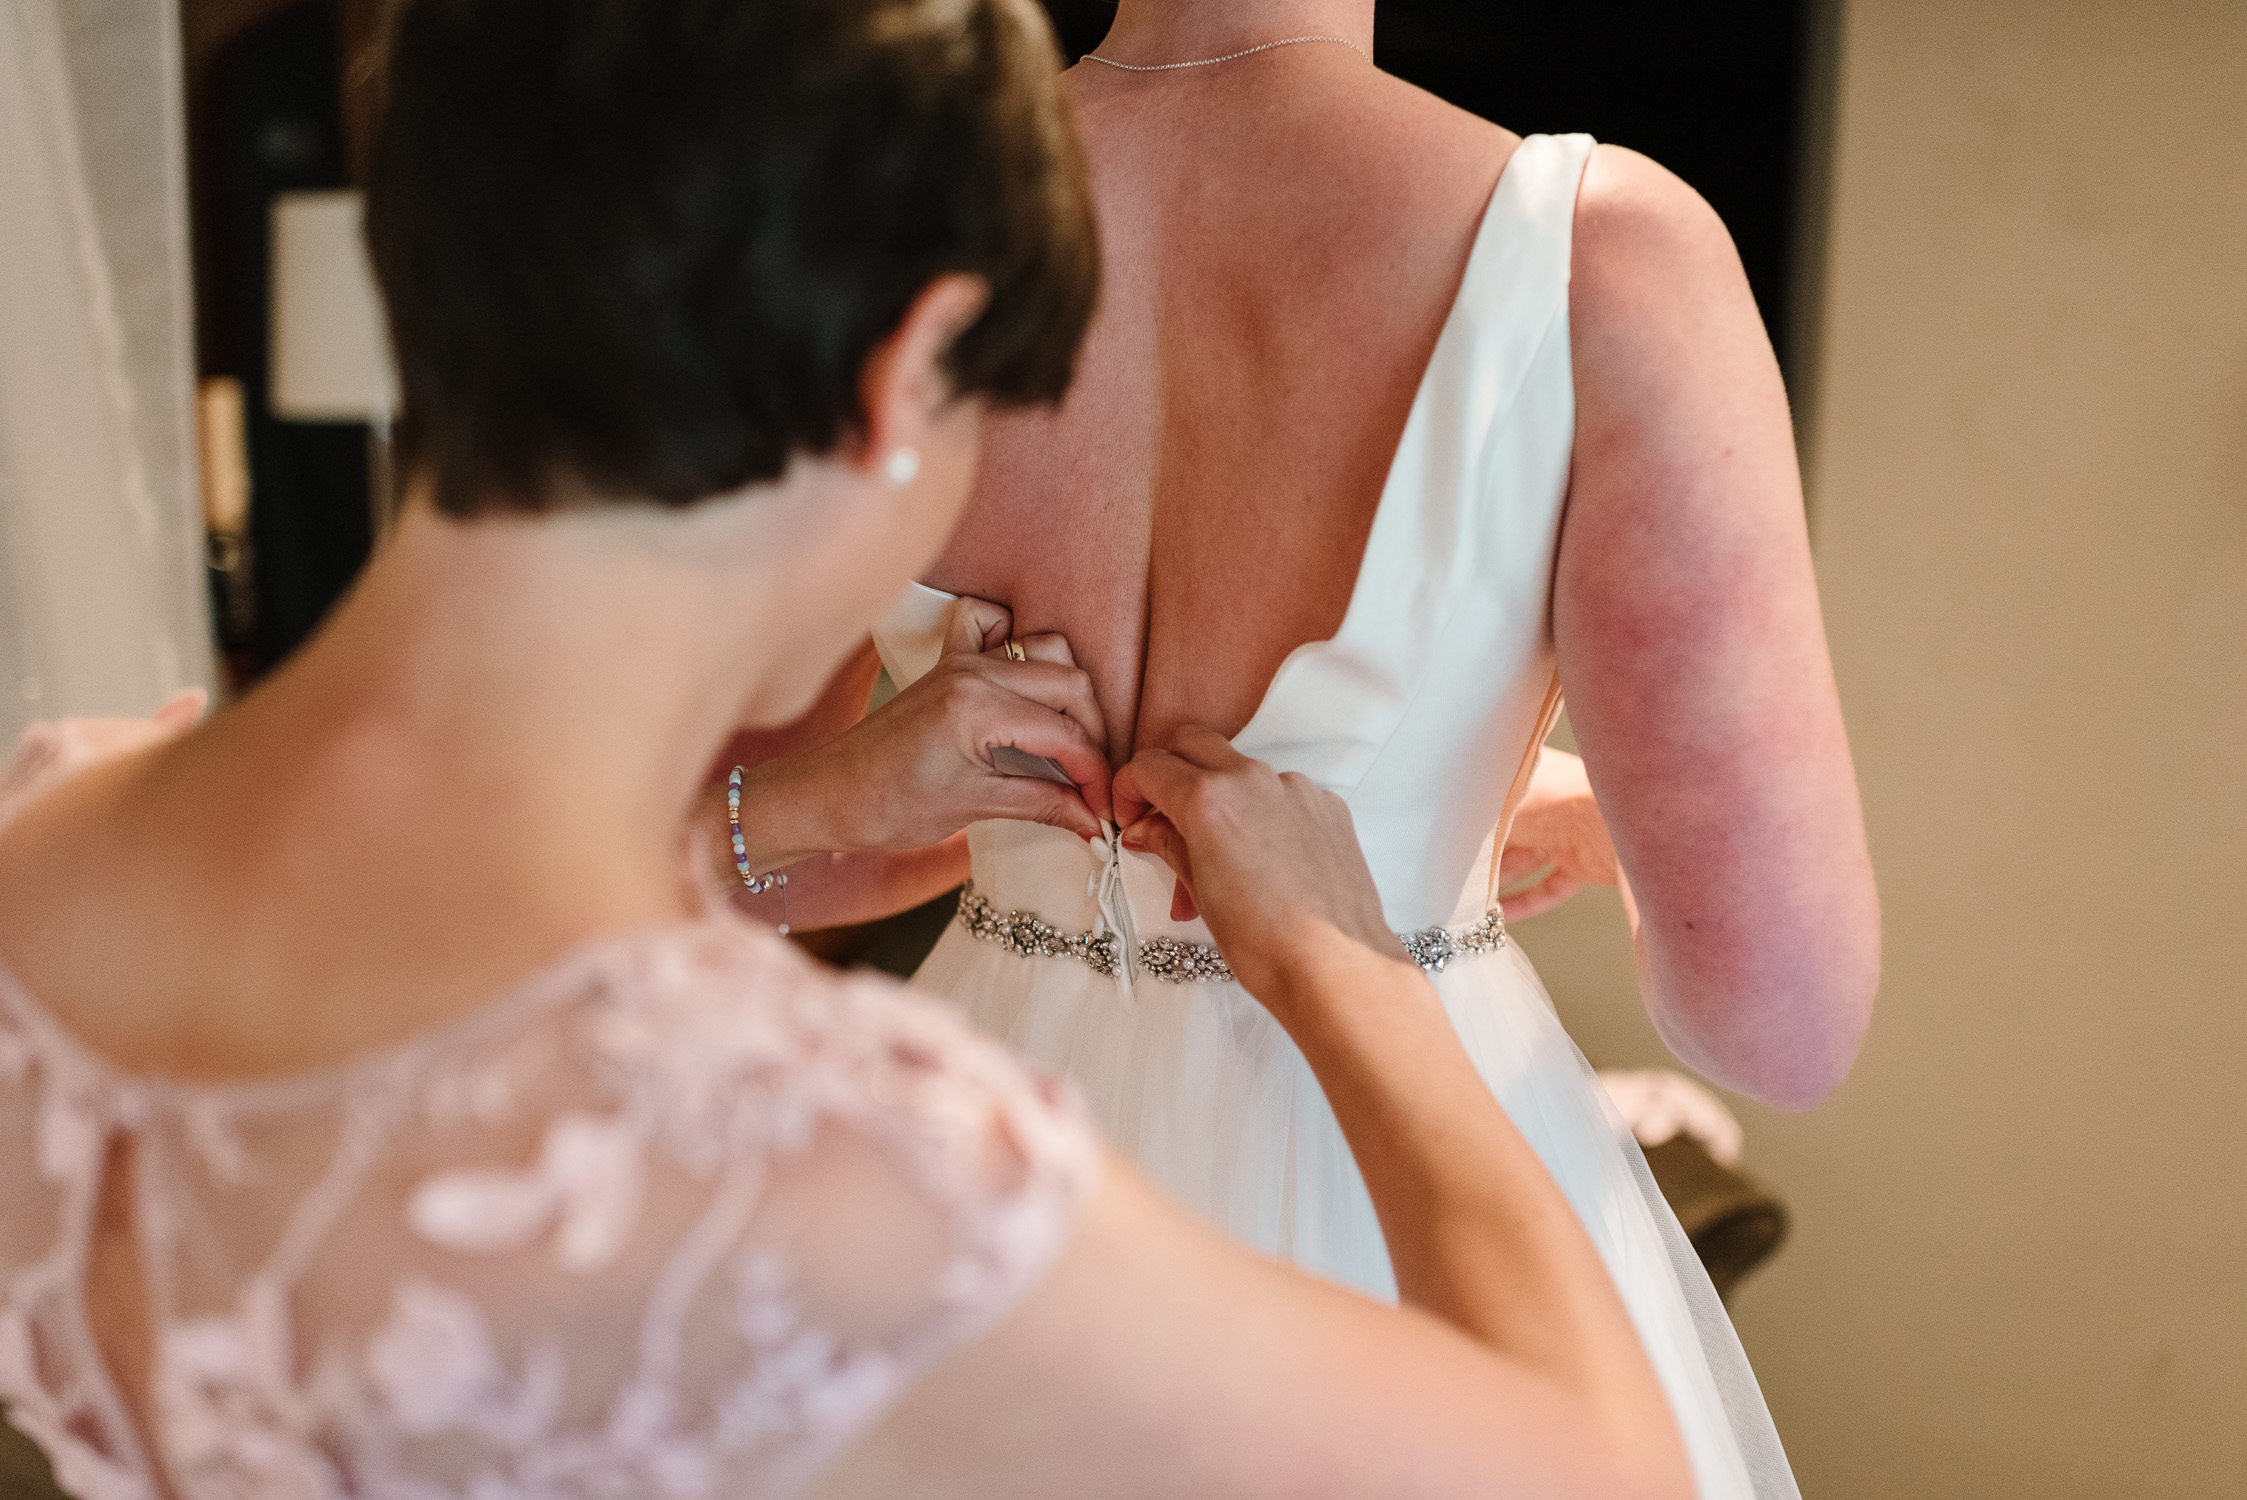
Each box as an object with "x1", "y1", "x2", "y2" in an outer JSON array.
[{"x1": 1037, "y1": 0, "x2": 1835, "y2": 393}]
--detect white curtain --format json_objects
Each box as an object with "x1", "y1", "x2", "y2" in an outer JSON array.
[{"x1": 0, "y1": 0, "x2": 212, "y2": 747}]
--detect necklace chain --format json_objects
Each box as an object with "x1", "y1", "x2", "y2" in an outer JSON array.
[{"x1": 1080, "y1": 33, "x2": 1369, "y2": 73}]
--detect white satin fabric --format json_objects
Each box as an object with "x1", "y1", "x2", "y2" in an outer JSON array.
[{"x1": 875, "y1": 134, "x2": 1798, "y2": 1499}]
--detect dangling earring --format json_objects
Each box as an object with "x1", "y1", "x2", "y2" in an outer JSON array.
[{"x1": 885, "y1": 447, "x2": 921, "y2": 485}]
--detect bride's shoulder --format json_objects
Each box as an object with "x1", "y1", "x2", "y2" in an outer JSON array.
[
  {"x1": 1323, "y1": 70, "x2": 1521, "y2": 197},
  {"x1": 1571, "y1": 144, "x2": 1746, "y2": 311}
]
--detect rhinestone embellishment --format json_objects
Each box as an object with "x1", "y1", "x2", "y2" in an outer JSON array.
[
  {"x1": 1398, "y1": 907, "x2": 1509, "y2": 973},
  {"x1": 954, "y1": 882, "x2": 1505, "y2": 986},
  {"x1": 957, "y1": 883, "x2": 1125, "y2": 978}
]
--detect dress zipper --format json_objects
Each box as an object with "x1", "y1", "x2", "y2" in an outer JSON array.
[{"x1": 1089, "y1": 820, "x2": 1139, "y2": 997}]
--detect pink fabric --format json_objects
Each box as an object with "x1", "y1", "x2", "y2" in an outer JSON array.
[{"x1": 0, "y1": 725, "x2": 1099, "y2": 1500}]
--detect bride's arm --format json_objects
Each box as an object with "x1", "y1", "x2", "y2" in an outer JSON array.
[
  {"x1": 1557, "y1": 144, "x2": 1880, "y2": 1110},
  {"x1": 812, "y1": 730, "x2": 1690, "y2": 1500}
]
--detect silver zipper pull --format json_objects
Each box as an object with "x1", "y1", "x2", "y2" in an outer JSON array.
[{"x1": 1090, "y1": 818, "x2": 1138, "y2": 995}]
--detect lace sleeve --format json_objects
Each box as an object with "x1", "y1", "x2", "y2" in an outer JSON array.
[{"x1": 138, "y1": 924, "x2": 1100, "y2": 1500}]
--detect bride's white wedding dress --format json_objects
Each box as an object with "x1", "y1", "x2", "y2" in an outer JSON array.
[{"x1": 875, "y1": 134, "x2": 1800, "y2": 1499}]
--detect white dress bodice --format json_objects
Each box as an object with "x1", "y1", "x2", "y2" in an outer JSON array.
[
  {"x1": 874, "y1": 133, "x2": 1804, "y2": 1500},
  {"x1": 875, "y1": 132, "x2": 1588, "y2": 940}
]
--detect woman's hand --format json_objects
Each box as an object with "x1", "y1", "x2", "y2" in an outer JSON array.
[
  {"x1": 1497, "y1": 747, "x2": 1622, "y2": 921},
  {"x1": 27, "y1": 688, "x2": 206, "y2": 758},
  {"x1": 0, "y1": 690, "x2": 207, "y2": 820},
  {"x1": 726, "y1": 599, "x2": 1112, "y2": 873},
  {"x1": 1112, "y1": 726, "x2": 1407, "y2": 1003}
]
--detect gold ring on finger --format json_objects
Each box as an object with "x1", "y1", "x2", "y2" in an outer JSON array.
[{"x1": 1003, "y1": 639, "x2": 1028, "y2": 662}]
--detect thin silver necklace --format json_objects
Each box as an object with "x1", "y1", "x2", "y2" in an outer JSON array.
[{"x1": 1081, "y1": 33, "x2": 1370, "y2": 72}]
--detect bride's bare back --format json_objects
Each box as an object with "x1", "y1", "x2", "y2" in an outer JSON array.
[
  {"x1": 927, "y1": 51, "x2": 1518, "y2": 754},
  {"x1": 925, "y1": 9, "x2": 1880, "y2": 1109}
]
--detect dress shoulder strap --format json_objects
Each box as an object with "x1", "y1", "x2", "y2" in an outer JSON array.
[
  {"x1": 1493, "y1": 675, "x2": 1566, "y2": 869},
  {"x1": 1447, "y1": 132, "x2": 1595, "y2": 358},
  {"x1": 1470, "y1": 135, "x2": 1596, "y2": 905}
]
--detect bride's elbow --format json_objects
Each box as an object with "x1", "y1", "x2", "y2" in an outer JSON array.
[
  {"x1": 1742, "y1": 999, "x2": 1871, "y2": 1112},
  {"x1": 1648, "y1": 911, "x2": 1881, "y2": 1111}
]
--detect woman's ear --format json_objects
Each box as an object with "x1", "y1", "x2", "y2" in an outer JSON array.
[{"x1": 855, "y1": 274, "x2": 991, "y2": 478}]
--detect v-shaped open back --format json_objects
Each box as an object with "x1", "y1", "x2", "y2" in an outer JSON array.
[
  {"x1": 877, "y1": 132, "x2": 1593, "y2": 930},
  {"x1": 881, "y1": 132, "x2": 1804, "y2": 1500}
]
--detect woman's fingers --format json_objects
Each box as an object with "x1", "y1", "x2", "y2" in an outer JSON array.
[
  {"x1": 1118, "y1": 732, "x2": 1399, "y2": 996},
  {"x1": 152, "y1": 687, "x2": 209, "y2": 732},
  {"x1": 1497, "y1": 843, "x2": 1551, "y2": 887},
  {"x1": 1118, "y1": 811, "x2": 1197, "y2": 916},
  {"x1": 984, "y1": 775, "x2": 1106, "y2": 841},
  {"x1": 940, "y1": 596, "x2": 1014, "y2": 658},
  {"x1": 1112, "y1": 746, "x2": 1196, "y2": 831},
  {"x1": 942, "y1": 598, "x2": 1072, "y2": 671},
  {"x1": 47, "y1": 697, "x2": 207, "y2": 762},
  {"x1": 1006, "y1": 631, "x2": 1077, "y2": 668},
  {"x1": 1166, "y1": 722, "x2": 1249, "y2": 772},
  {"x1": 1499, "y1": 872, "x2": 1586, "y2": 923},
  {"x1": 1111, "y1": 748, "x2": 1220, "y2": 917},
  {"x1": 970, "y1": 656, "x2": 1108, "y2": 762},
  {"x1": 1170, "y1": 876, "x2": 1198, "y2": 922},
  {"x1": 939, "y1": 596, "x2": 1106, "y2": 761},
  {"x1": 975, "y1": 693, "x2": 1113, "y2": 822}
]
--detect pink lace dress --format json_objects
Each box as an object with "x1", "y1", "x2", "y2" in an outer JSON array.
[{"x1": 0, "y1": 722, "x2": 1101, "y2": 1500}]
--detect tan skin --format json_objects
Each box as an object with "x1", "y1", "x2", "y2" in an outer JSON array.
[
  {"x1": 0, "y1": 262, "x2": 1687, "y2": 1495},
  {"x1": 929, "y1": 24, "x2": 1506, "y2": 754},
  {"x1": 725, "y1": 0, "x2": 1877, "y2": 1107}
]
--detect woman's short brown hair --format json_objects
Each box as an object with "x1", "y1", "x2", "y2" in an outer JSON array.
[{"x1": 366, "y1": 0, "x2": 1097, "y2": 515}]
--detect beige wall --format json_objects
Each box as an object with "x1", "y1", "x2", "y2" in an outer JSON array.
[{"x1": 1520, "y1": 1, "x2": 2247, "y2": 1494}]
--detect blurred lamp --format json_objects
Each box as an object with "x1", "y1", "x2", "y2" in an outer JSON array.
[
  {"x1": 268, "y1": 189, "x2": 399, "y2": 531},
  {"x1": 269, "y1": 190, "x2": 394, "y2": 421}
]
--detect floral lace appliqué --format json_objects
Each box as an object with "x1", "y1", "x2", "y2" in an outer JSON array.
[{"x1": 0, "y1": 907, "x2": 1097, "y2": 1500}]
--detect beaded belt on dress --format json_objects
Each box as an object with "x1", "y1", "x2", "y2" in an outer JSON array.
[{"x1": 953, "y1": 881, "x2": 1508, "y2": 985}]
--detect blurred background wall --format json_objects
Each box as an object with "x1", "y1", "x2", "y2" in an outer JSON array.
[{"x1": 1525, "y1": 1, "x2": 2247, "y2": 1494}]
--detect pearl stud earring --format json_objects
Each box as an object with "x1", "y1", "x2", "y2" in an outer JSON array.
[{"x1": 885, "y1": 447, "x2": 921, "y2": 485}]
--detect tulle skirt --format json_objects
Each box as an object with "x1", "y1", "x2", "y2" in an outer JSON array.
[{"x1": 912, "y1": 916, "x2": 1800, "y2": 1500}]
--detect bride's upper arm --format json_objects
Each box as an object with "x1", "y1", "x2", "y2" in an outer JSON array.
[
  {"x1": 806, "y1": 1164, "x2": 1645, "y2": 1500},
  {"x1": 1555, "y1": 144, "x2": 1878, "y2": 1110}
]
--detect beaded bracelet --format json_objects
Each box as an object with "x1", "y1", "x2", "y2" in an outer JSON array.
[{"x1": 726, "y1": 765, "x2": 790, "y2": 935}]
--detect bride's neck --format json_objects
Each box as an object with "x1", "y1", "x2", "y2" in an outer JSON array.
[{"x1": 1096, "y1": 0, "x2": 1374, "y2": 63}]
